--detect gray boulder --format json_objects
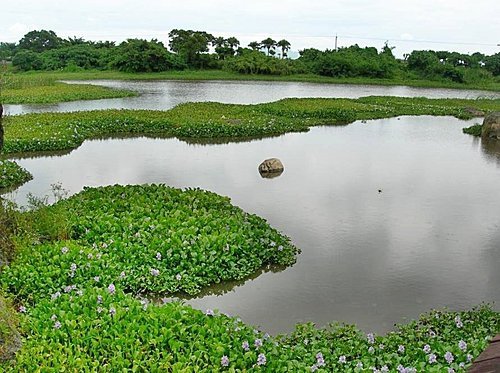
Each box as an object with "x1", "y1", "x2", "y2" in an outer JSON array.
[
  {"x1": 258, "y1": 158, "x2": 284, "y2": 176},
  {"x1": 482, "y1": 112, "x2": 500, "y2": 140}
]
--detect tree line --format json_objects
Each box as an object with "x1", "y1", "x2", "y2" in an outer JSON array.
[{"x1": 1, "y1": 29, "x2": 499, "y2": 83}]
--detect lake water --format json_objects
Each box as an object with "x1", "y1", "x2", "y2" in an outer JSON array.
[
  {"x1": 4, "y1": 115, "x2": 500, "y2": 335},
  {"x1": 4, "y1": 79, "x2": 500, "y2": 115}
]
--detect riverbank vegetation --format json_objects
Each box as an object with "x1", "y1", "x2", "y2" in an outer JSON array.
[
  {"x1": 0, "y1": 185, "x2": 498, "y2": 371},
  {"x1": 0, "y1": 161, "x2": 32, "y2": 190},
  {"x1": 2, "y1": 96, "x2": 500, "y2": 155},
  {"x1": 1, "y1": 29, "x2": 499, "y2": 93}
]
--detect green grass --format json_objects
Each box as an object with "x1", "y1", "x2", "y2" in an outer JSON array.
[
  {"x1": 0, "y1": 185, "x2": 498, "y2": 371},
  {"x1": 11, "y1": 70, "x2": 500, "y2": 92},
  {"x1": 2, "y1": 97, "x2": 500, "y2": 155},
  {"x1": 463, "y1": 124, "x2": 483, "y2": 136},
  {"x1": 0, "y1": 161, "x2": 32, "y2": 190}
]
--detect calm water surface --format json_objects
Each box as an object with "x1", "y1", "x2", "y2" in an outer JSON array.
[
  {"x1": 4, "y1": 116, "x2": 500, "y2": 334},
  {"x1": 4, "y1": 80, "x2": 500, "y2": 115}
]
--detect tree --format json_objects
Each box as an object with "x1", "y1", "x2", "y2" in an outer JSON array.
[
  {"x1": 168, "y1": 29, "x2": 214, "y2": 67},
  {"x1": 112, "y1": 39, "x2": 185, "y2": 72},
  {"x1": 276, "y1": 39, "x2": 291, "y2": 59},
  {"x1": 248, "y1": 41, "x2": 261, "y2": 51},
  {"x1": 0, "y1": 43, "x2": 17, "y2": 61},
  {"x1": 12, "y1": 50, "x2": 43, "y2": 71},
  {"x1": 18, "y1": 30, "x2": 62, "y2": 52},
  {"x1": 260, "y1": 38, "x2": 276, "y2": 56}
]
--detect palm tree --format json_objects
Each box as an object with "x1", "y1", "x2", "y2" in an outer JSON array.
[
  {"x1": 248, "y1": 41, "x2": 261, "y2": 51},
  {"x1": 226, "y1": 37, "x2": 240, "y2": 53},
  {"x1": 260, "y1": 38, "x2": 276, "y2": 56},
  {"x1": 277, "y1": 39, "x2": 291, "y2": 59}
]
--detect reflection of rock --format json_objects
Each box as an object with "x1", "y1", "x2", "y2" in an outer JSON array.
[
  {"x1": 464, "y1": 107, "x2": 485, "y2": 117},
  {"x1": 258, "y1": 158, "x2": 284, "y2": 178},
  {"x1": 481, "y1": 138, "x2": 500, "y2": 160},
  {"x1": 481, "y1": 112, "x2": 500, "y2": 140}
]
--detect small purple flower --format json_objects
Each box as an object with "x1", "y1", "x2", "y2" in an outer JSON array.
[
  {"x1": 107, "y1": 283, "x2": 116, "y2": 295},
  {"x1": 18, "y1": 306, "x2": 26, "y2": 313},
  {"x1": 458, "y1": 340, "x2": 467, "y2": 351},
  {"x1": 429, "y1": 330, "x2": 436, "y2": 338},
  {"x1": 467, "y1": 354, "x2": 473, "y2": 362},
  {"x1": 444, "y1": 351, "x2": 454, "y2": 364},
  {"x1": 61, "y1": 246, "x2": 69, "y2": 254},
  {"x1": 379, "y1": 344, "x2": 385, "y2": 350},
  {"x1": 277, "y1": 245, "x2": 284, "y2": 251},
  {"x1": 242, "y1": 341, "x2": 250, "y2": 351},
  {"x1": 176, "y1": 274, "x2": 182, "y2": 281},
  {"x1": 367, "y1": 333, "x2": 375, "y2": 344},
  {"x1": 398, "y1": 345, "x2": 405, "y2": 353},
  {"x1": 428, "y1": 353, "x2": 437, "y2": 364},
  {"x1": 316, "y1": 352, "x2": 325, "y2": 367},
  {"x1": 254, "y1": 338, "x2": 263, "y2": 348},
  {"x1": 120, "y1": 271, "x2": 126, "y2": 279},
  {"x1": 368, "y1": 346, "x2": 375, "y2": 354},
  {"x1": 205, "y1": 309, "x2": 214, "y2": 316},
  {"x1": 310, "y1": 365, "x2": 318, "y2": 372},
  {"x1": 54, "y1": 321, "x2": 62, "y2": 329},
  {"x1": 339, "y1": 355, "x2": 347, "y2": 364},
  {"x1": 94, "y1": 276, "x2": 100, "y2": 282},
  {"x1": 156, "y1": 252, "x2": 162, "y2": 261},
  {"x1": 109, "y1": 307, "x2": 116, "y2": 316},
  {"x1": 150, "y1": 268, "x2": 160, "y2": 277},
  {"x1": 455, "y1": 315, "x2": 463, "y2": 328},
  {"x1": 423, "y1": 344, "x2": 431, "y2": 354},
  {"x1": 257, "y1": 353, "x2": 266, "y2": 366},
  {"x1": 70, "y1": 263, "x2": 77, "y2": 271},
  {"x1": 97, "y1": 295, "x2": 103, "y2": 304},
  {"x1": 381, "y1": 366, "x2": 389, "y2": 373},
  {"x1": 448, "y1": 369, "x2": 455, "y2": 373},
  {"x1": 357, "y1": 361, "x2": 364, "y2": 370},
  {"x1": 64, "y1": 285, "x2": 73, "y2": 293},
  {"x1": 220, "y1": 355, "x2": 229, "y2": 367},
  {"x1": 87, "y1": 253, "x2": 93, "y2": 260},
  {"x1": 51, "y1": 291, "x2": 61, "y2": 300}
]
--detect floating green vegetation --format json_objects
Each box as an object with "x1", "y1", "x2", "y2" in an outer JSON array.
[
  {"x1": 0, "y1": 184, "x2": 498, "y2": 371},
  {"x1": 1, "y1": 82, "x2": 136, "y2": 104},
  {"x1": 463, "y1": 124, "x2": 483, "y2": 136},
  {"x1": 0, "y1": 161, "x2": 32, "y2": 190},
  {"x1": 3, "y1": 96, "x2": 500, "y2": 154}
]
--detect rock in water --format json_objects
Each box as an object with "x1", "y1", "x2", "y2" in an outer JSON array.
[
  {"x1": 482, "y1": 112, "x2": 500, "y2": 140},
  {"x1": 258, "y1": 158, "x2": 284, "y2": 177}
]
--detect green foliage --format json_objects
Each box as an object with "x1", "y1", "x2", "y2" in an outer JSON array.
[
  {"x1": 168, "y1": 29, "x2": 214, "y2": 68},
  {"x1": 112, "y1": 39, "x2": 185, "y2": 73},
  {"x1": 40, "y1": 44, "x2": 112, "y2": 70},
  {"x1": 12, "y1": 50, "x2": 43, "y2": 71},
  {"x1": 462, "y1": 124, "x2": 483, "y2": 136},
  {"x1": 2, "y1": 185, "x2": 298, "y2": 300},
  {"x1": 0, "y1": 294, "x2": 20, "y2": 362},
  {"x1": 17, "y1": 30, "x2": 62, "y2": 53},
  {"x1": 0, "y1": 161, "x2": 32, "y2": 190},
  {"x1": 485, "y1": 53, "x2": 500, "y2": 76},
  {"x1": 224, "y1": 50, "x2": 298, "y2": 75},
  {"x1": 3, "y1": 97, "x2": 499, "y2": 155}
]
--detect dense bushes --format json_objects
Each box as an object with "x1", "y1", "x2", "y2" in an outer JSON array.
[{"x1": 223, "y1": 50, "x2": 298, "y2": 75}]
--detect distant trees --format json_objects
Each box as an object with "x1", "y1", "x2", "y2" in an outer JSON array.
[
  {"x1": 248, "y1": 41, "x2": 261, "y2": 51},
  {"x1": 18, "y1": 30, "x2": 62, "y2": 52},
  {"x1": 213, "y1": 36, "x2": 240, "y2": 60},
  {"x1": 260, "y1": 38, "x2": 277, "y2": 56},
  {"x1": 112, "y1": 39, "x2": 185, "y2": 73},
  {"x1": 277, "y1": 39, "x2": 291, "y2": 59},
  {"x1": 168, "y1": 29, "x2": 214, "y2": 67}
]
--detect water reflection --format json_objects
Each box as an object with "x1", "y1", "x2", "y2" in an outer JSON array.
[
  {"x1": 481, "y1": 138, "x2": 500, "y2": 165},
  {"x1": 3, "y1": 116, "x2": 500, "y2": 334}
]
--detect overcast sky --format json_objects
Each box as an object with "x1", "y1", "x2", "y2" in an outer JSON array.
[{"x1": 2, "y1": 0, "x2": 500, "y2": 57}]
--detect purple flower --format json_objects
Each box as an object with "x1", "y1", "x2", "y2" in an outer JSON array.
[
  {"x1": 423, "y1": 344, "x2": 431, "y2": 354},
  {"x1": 367, "y1": 333, "x2": 375, "y2": 344},
  {"x1": 310, "y1": 365, "x2": 318, "y2": 372},
  {"x1": 398, "y1": 345, "x2": 405, "y2": 353},
  {"x1": 278, "y1": 245, "x2": 284, "y2": 251},
  {"x1": 220, "y1": 355, "x2": 229, "y2": 367},
  {"x1": 150, "y1": 268, "x2": 160, "y2": 277},
  {"x1": 18, "y1": 306, "x2": 26, "y2": 313},
  {"x1": 339, "y1": 355, "x2": 347, "y2": 364},
  {"x1": 455, "y1": 315, "x2": 463, "y2": 328},
  {"x1": 467, "y1": 354, "x2": 473, "y2": 362},
  {"x1": 61, "y1": 247, "x2": 69, "y2": 254},
  {"x1": 54, "y1": 321, "x2": 62, "y2": 329},
  {"x1": 448, "y1": 369, "x2": 455, "y2": 373},
  {"x1": 94, "y1": 276, "x2": 100, "y2": 282},
  {"x1": 51, "y1": 291, "x2": 61, "y2": 300},
  {"x1": 381, "y1": 366, "x2": 389, "y2": 373},
  {"x1": 176, "y1": 274, "x2": 182, "y2": 281},
  {"x1": 70, "y1": 263, "x2": 77, "y2": 271},
  {"x1": 107, "y1": 283, "x2": 116, "y2": 295},
  {"x1": 444, "y1": 351, "x2": 454, "y2": 364},
  {"x1": 242, "y1": 341, "x2": 250, "y2": 351},
  {"x1": 254, "y1": 338, "x2": 263, "y2": 348},
  {"x1": 87, "y1": 253, "x2": 93, "y2": 259},
  {"x1": 356, "y1": 362, "x2": 364, "y2": 370},
  {"x1": 156, "y1": 252, "x2": 162, "y2": 261},
  {"x1": 428, "y1": 353, "x2": 437, "y2": 364},
  {"x1": 97, "y1": 295, "x2": 103, "y2": 304},
  {"x1": 109, "y1": 307, "x2": 116, "y2": 316},
  {"x1": 316, "y1": 352, "x2": 325, "y2": 367},
  {"x1": 458, "y1": 340, "x2": 467, "y2": 351},
  {"x1": 120, "y1": 271, "x2": 126, "y2": 279},
  {"x1": 368, "y1": 346, "x2": 375, "y2": 354},
  {"x1": 257, "y1": 353, "x2": 266, "y2": 366},
  {"x1": 205, "y1": 309, "x2": 214, "y2": 316}
]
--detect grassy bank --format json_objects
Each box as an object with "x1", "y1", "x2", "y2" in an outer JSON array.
[
  {"x1": 11, "y1": 69, "x2": 500, "y2": 92},
  {"x1": 0, "y1": 185, "x2": 498, "y2": 371},
  {"x1": 3, "y1": 96, "x2": 500, "y2": 155}
]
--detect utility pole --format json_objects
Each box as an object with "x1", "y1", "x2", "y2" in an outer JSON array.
[{"x1": 335, "y1": 34, "x2": 338, "y2": 51}]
